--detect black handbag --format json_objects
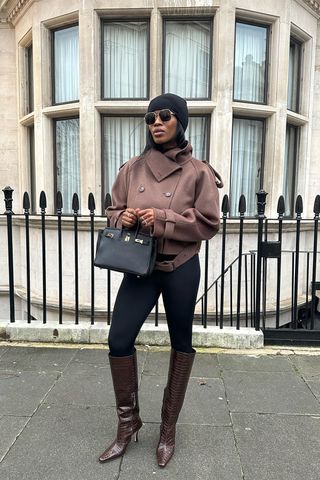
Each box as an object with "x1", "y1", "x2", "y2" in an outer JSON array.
[{"x1": 94, "y1": 221, "x2": 157, "y2": 276}]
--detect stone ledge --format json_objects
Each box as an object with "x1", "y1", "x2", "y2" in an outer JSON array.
[{"x1": 0, "y1": 320, "x2": 264, "y2": 349}]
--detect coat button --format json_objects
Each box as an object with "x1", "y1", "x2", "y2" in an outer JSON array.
[
  {"x1": 164, "y1": 192, "x2": 172, "y2": 197},
  {"x1": 139, "y1": 186, "x2": 145, "y2": 192}
]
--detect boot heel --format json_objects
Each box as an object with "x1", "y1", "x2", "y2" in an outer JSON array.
[{"x1": 134, "y1": 431, "x2": 139, "y2": 442}]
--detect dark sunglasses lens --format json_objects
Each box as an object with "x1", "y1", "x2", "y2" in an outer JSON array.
[
  {"x1": 159, "y1": 109, "x2": 172, "y2": 122},
  {"x1": 145, "y1": 112, "x2": 156, "y2": 125}
]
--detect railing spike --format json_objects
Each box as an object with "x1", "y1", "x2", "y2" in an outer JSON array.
[
  {"x1": 39, "y1": 190, "x2": 47, "y2": 210},
  {"x1": 238, "y1": 194, "x2": 246, "y2": 214},
  {"x1": 88, "y1": 192, "x2": 95, "y2": 212},
  {"x1": 72, "y1": 193, "x2": 79, "y2": 212},
  {"x1": 104, "y1": 193, "x2": 112, "y2": 210},
  {"x1": 277, "y1": 195, "x2": 285, "y2": 215},
  {"x1": 313, "y1": 195, "x2": 320, "y2": 215},
  {"x1": 23, "y1": 192, "x2": 30, "y2": 210},
  {"x1": 56, "y1": 191, "x2": 63, "y2": 211},
  {"x1": 221, "y1": 194, "x2": 229, "y2": 214},
  {"x1": 295, "y1": 195, "x2": 303, "y2": 215}
]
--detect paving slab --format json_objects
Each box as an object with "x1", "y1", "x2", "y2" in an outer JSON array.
[
  {"x1": 0, "y1": 370, "x2": 59, "y2": 416},
  {"x1": 305, "y1": 380, "x2": 320, "y2": 401},
  {"x1": 70, "y1": 346, "x2": 148, "y2": 368},
  {"x1": 0, "y1": 346, "x2": 8, "y2": 359},
  {"x1": 0, "y1": 403, "x2": 120, "y2": 480},
  {"x1": 119, "y1": 423, "x2": 243, "y2": 480},
  {"x1": 218, "y1": 353, "x2": 295, "y2": 372},
  {"x1": 143, "y1": 351, "x2": 220, "y2": 378},
  {"x1": 0, "y1": 415, "x2": 30, "y2": 462},
  {"x1": 289, "y1": 354, "x2": 320, "y2": 379},
  {"x1": 44, "y1": 362, "x2": 113, "y2": 407},
  {"x1": 0, "y1": 346, "x2": 77, "y2": 372},
  {"x1": 222, "y1": 370, "x2": 320, "y2": 414},
  {"x1": 139, "y1": 374, "x2": 230, "y2": 426},
  {"x1": 232, "y1": 412, "x2": 320, "y2": 480}
]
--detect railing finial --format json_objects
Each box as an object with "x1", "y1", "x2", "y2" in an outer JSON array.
[{"x1": 2, "y1": 186, "x2": 14, "y2": 213}]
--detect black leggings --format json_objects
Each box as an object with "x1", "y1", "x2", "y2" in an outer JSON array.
[{"x1": 108, "y1": 254, "x2": 200, "y2": 356}]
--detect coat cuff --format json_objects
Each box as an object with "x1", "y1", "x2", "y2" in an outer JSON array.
[
  {"x1": 152, "y1": 208, "x2": 166, "y2": 237},
  {"x1": 153, "y1": 208, "x2": 176, "y2": 238}
]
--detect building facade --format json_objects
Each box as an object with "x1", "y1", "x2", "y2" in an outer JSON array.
[{"x1": 0, "y1": 0, "x2": 319, "y2": 323}]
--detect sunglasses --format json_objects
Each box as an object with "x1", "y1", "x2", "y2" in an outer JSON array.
[{"x1": 144, "y1": 109, "x2": 176, "y2": 125}]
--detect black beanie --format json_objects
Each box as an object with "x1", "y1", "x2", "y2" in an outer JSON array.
[{"x1": 147, "y1": 93, "x2": 188, "y2": 131}]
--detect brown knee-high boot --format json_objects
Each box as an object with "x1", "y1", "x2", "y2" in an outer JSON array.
[
  {"x1": 156, "y1": 348, "x2": 196, "y2": 468},
  {"x1": 99, "y1": 348, "x2": 143, "y2": 462}
]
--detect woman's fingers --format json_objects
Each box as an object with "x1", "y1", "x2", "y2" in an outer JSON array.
[
  {"x1": 122, "y1": 208, "x2": 138, "y2": 227},
  {"x1": 138, "y1": 208, "x2": 155, "y2": 226}
]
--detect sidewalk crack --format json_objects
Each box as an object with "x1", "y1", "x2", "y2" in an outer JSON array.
[{"x1": 217, "y1": 355, "x2": 246, "y2": 480}]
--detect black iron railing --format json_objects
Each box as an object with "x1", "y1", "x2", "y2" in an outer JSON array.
[{"x1": 1, "y1": 186, "x2": 320, "y2": 344}]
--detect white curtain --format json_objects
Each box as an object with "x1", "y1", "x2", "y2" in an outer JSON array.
[
  {"x1": 234, "y1": 23, "x2": 267, "y2": 103},
  {"x1": 165, "y1": 20, "x2": 211, "y2": 98},
  {"x1": 230, "y1": 118, "x2": 263, "y2": 216},
  {"x1": 103, "y1": 117, "x2": 145, "y2": 194},
  {"x1": 56, "y1": 118, "x2": 80, "y2": 213},
  {"x1": 284, "y1": 125, "x2": 298, "y2": 216},
  {"x1": 54, "y1": 26, "x2": 79, "y2": 103},
  {"x1": 103, "y1": 22, "x2": 147, "y2": 98},
  {"x1": 185, "y1": 117, "x2": 208, "y2": 160},
  {"x1": 287, "y1": 41, "x2": 300, "y2": 111}
]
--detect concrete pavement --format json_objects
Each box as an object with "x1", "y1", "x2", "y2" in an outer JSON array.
[{"x1": 1, "y1": 342, "x2": 320, "y2": 480}]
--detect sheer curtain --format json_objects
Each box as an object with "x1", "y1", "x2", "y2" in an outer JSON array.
[
  {"x1": 230, "y1": 118, "x2": 264, "y2": 216},
  {"x1": 56, "y1": 118, "x2": 80, "y2": 213},
  {"x1": 185, "y1": 117, "x2": 209, "y2": 160},
  {"x1": 287, "y1": 40, "x2": 301, "y2": 112},
  {"x1": 103, "y1": 22, "x2": 148, "y2": 98},
  {"x1": 234, "y1": 23, "x2": 267, "y2": 103},
  {"x1": 27, "y1": 44, "x2": 33, "y2": 113},
  {"x1": 164, "y1": 20, "x2": 211, "y2": 98},
  {"x1": 103, "y1": 117, "x2": 145, "y2": 194},
  {"x1": 54, "y1": 26, "x2": 79, "y2": 104},
  {"x1": 284, "y1": 125, "x2": 298, "y2": 216}
]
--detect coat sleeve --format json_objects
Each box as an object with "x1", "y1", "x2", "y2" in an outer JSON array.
[
  {"x1": 152, "y1": 164, "x2": 221, "y2": 242},
  {"x1": 106, "y1": 163, "x2": 129, "y2": 228}
]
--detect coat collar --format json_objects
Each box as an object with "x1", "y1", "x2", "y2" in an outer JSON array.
[{"x1": 145, "y1": 142, "x2": 193, "y2": 182}]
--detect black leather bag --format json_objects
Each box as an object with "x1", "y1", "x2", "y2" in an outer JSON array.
[{"x1": 94, "y1": 222, "x2": 157, "y2": 276}]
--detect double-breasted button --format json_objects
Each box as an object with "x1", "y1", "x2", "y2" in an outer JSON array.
[
  {"x1": 164, "y1": 192, "x2": 172, "y2": 197},
  {"x1": 138, "y1": 185, "x2": 145, "y2": 192}
]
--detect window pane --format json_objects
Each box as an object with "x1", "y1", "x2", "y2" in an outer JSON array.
[
  {"x1": 234, "y1": 22, "x2": 267, "y2": 103},
  {"x1": 54, "y1": 26, "x2": 79, "y2": 104},
  {"x1": 55, "y1": 118, "x2": 80, "y2": 213},
  {"x1": 164, "y1": 20, "x2": 211, "y2": 99},
  {"x1": 185, "y1": 117, "x2": 209, "y2": 160},
  {"x1": 103, "y1": 117, "x2": 145, "y2": 194},
  {"x1": 288, "y1": 40, "x2": 301, "y2": 112},
  {"x1": 230, "y1": 118, "x2": 264, "y2": 216},
  {"x1": 27, "y1": 44, "x2": 34, "y2": 113},
  {"x1": 28, "y1": 125, "x2": 36, "y2": 213},
  {"x1": 284, "y1": 125, "x2": 298, "y2": 216},
  {"x1": 103, "y1": 22, "x2": 148, "y2": 99}
]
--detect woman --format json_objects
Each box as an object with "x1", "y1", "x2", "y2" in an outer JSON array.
[{"x1": 99, "y1": 93, "x2": 222, "y2": 467}]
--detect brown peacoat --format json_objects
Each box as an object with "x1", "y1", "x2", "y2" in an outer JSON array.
[{"x1": 106, "y1": 142, "x2": 222, "y2": 271}]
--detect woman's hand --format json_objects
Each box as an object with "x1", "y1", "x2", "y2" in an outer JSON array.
[
  {"x1": 122, "y1": 208, "x2": 138, "y2": 228},
  {"x1": 135, "y1": 208, "x2": 155, "y2": 227}
]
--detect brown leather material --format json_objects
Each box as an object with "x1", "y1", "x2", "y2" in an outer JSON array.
[
  {"x1": 156, "y1": 348, "x2": 196, "y2": 467},
  {"x1": 99, "y1": 349, "x2": 143, "y2": 463}
]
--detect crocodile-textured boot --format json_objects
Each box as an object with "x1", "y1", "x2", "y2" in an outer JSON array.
[
  {"x1": 99, "y1": 348, "x2": 143, "y2": 462},
  {"x1": 156, "y1": 348, "x2": 196, "y2": 467}
]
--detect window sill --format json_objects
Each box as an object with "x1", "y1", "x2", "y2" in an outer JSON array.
[
  {"x1": 232, "y1": 102, "x2": 276, "y2": 118},
  {"x1": 42, "y1": 103, "x2": 80, "y2": 118},
  {"x1": 19, "y1": 112, "x2": 34, "y2": 126},
  {"x1": 287, "y1": 110, "x2": 309, "y2": 126}
]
